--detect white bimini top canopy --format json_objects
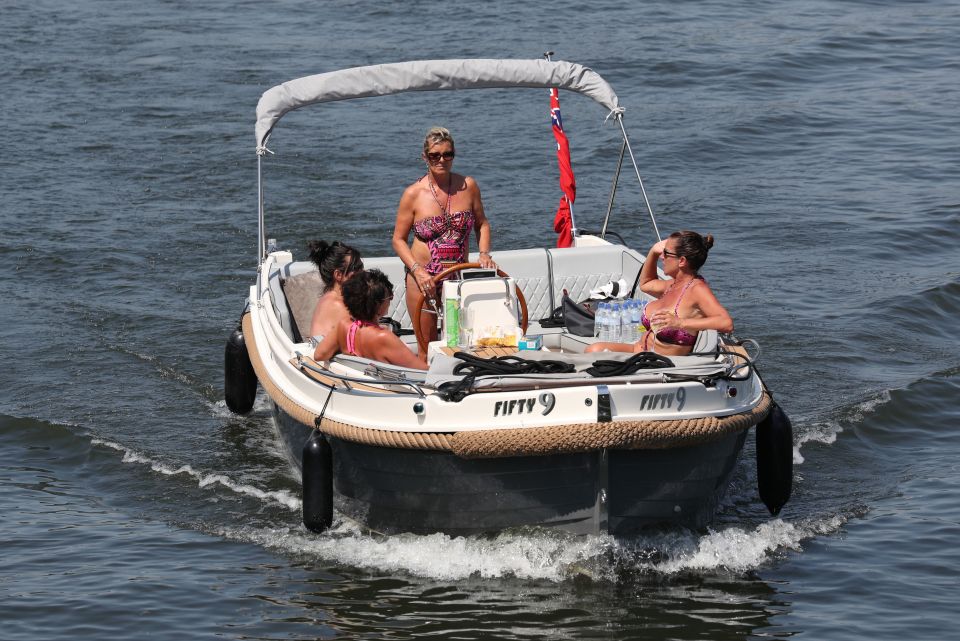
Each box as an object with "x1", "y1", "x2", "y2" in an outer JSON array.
[{"x1": 255, "y1": 58, "x2": 622, "y2": 149}]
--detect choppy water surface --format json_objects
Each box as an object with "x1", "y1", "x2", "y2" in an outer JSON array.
[{"x1": 2, "y1": 1, "x2": 959, "y2": 639}]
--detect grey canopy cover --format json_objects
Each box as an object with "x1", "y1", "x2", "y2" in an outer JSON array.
[{"x1": 255, "y1": 58, "x2": 621, "y2": 148}]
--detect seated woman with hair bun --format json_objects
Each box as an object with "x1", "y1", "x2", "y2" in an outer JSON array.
[
  {"x1": 313, "y1": 269, "x2": 428, "y2": 370},
  {"x1": 307, "y1": 240, "x2": 364, "y2": 342},
  {"x1": 586, "y1": 230, "x2": 734, "y2": 357}
]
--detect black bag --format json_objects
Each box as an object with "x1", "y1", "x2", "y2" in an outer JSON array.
[
  {"x1": 539, "y1": 280, "x2": 636, "y2": 336},
  {"x1": 562, "y1": 294, "x2": 598, "y2": 337}
]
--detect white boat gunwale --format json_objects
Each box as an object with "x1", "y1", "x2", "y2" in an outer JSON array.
[{"x1": 245, "y1": 277, "x2": 767, "y2": 435}]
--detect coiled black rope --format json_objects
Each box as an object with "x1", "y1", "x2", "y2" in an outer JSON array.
[
  {"x1": 436, "y1": 346, "x2": 751, "y2": 402},
  {"x1": 452, "y1": 352, "x2": 576, "y2": 376},
  {"x1": 584, "y1": 352, "x2": 674, "y2": 377},
  {"x1": 437, "y1": 352, "x2": 576, "y2": 402}
]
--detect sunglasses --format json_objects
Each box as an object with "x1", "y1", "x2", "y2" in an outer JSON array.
[
  {"x1": 662, "y1": 249, "x2": 681, "y2": 259},
  {"x1": 426, "y1": 151, "x2": 455, "y2": 162}
]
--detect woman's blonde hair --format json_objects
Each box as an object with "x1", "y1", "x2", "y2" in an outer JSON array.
[{"x1": 422, "y1": 126, "x2": 455, "y2": 155}]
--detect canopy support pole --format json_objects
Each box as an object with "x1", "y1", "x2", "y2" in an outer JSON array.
[
  {"x1": 616, "y1": 114, "x2": 661, "y2": 243},
  {"x1": 257, "y1": 151, "x2": 266, "y2": 265},
  {"x1": 601, "y1": 139, "x2": 626, "y2": 239}
]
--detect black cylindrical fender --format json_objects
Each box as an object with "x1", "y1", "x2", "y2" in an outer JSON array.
[
  {"x1": 224, "y1": 324, "x2": 257, "y2": 414},
  {"x1": 756, "y1": 402, "x2": 793, "y2": 516},
  {"x1": 302, "y1": 430, "x2": 333, "y2": 533}
]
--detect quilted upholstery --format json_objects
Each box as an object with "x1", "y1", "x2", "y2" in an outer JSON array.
[{"x1": 271, "y1": 243, "x2": 646, "y2": 340}]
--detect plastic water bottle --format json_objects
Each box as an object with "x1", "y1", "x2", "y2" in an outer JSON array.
[
  {"x1": 593, "y1": 302, "x2": 604, "y2": 338},
  {"x1": 596, "y1": 303, "x2": 607, "y2": 341},
  {"x1": 618, "y1": 302, "x2": 629, "y2": 342},
  {"x1": 610, "y1": 302, "x2": 618, "y2": 340},
  {"x1": 622, "y1": 302, "x2": 631, "y2": 343},
  {"x1": 613, "y1": 302, "x2": 625, "y2": 343},
  {"x1": 629, "y1": 300, "x2": 642, "y2": 343},
  {"x1": 600, "y1": 303, "x2": 612, "y2": 342},
  {"x1": 606, "y1": 303, "x2": 618, "y2": 342},
  {"x1": 606, "y1": 303, "x2": 617, "y2": 342},
  {"x1": 621, "y1": 300, "x2": 633, "y2": 343}
]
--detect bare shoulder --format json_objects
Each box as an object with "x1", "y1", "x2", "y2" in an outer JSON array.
[
  {"x1": 400, "y1": 180, "x2": 424, "y2": 200},
  {"x1": 397, "y1": 180, "x2": 428, "y2": 220},
  {"x1": 692, "y1": 278, "x2": 717, "y2": 297},
  {"x1": 368, "y1": 327, "x2": 405, "y2": 358}
]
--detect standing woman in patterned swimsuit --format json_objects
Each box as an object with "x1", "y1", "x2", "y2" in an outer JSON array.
[{"x1": 392, "y1": 127, "x2": 496, "y2": 355}]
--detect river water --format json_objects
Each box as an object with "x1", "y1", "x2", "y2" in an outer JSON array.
[{"x1": 2, "y1": 0, "x2": 959, "y2": 638}]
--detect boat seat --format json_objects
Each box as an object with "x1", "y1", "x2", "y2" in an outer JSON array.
[
  {"x1": 270, "y1": 242, "x2": 647, "y2": 343},
  {"x1": 692, "y1": 329, "x2": 719, "y2": 354},
  {"x1": 547, "y1": 245, "x2": 643, "y2": 316},
  {"x1": 280, "y1": 270, "x2": 324, "y2": 342}
]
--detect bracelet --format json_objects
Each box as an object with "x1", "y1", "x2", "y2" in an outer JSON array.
[
  {"x1": 410, "y1": 262, "x2": 422, "y2": 272},
  {"x1": 479, "y1": 251, "x2": 492, "y2": 257},
  {"x1": 308, "y1": 334, "x2": 325, "y2": 348}
]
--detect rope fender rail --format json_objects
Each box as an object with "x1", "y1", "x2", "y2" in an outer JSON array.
[{"x1": 242, "y1": 313, "x2": 772, "y2": 459}]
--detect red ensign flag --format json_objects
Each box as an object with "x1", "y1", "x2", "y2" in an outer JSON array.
[{"x1": 551, "y1": 88, "x2": 576, "y2": 248}]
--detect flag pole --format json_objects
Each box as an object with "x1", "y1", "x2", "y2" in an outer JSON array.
[{"x1": 544, "y1": 51, "x2": 578, "y2": 244}]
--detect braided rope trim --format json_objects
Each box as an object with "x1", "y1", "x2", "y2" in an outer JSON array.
[
  {"x1": 243, "y1": 313, "x2": 771, "y2": 459},
  {"x1": 450, "y1": 393, "x2": 771, "y2": 459},
  {"x1": 243, "y1": 313, "x2": 454, "y2": 451}
]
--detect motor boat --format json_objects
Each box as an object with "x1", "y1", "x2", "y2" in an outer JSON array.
[{"x1": 224, "y1": 59, "x2": 792, "y2": 536}]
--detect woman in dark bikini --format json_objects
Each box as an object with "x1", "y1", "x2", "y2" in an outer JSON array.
[
  {"x1": 392, "y1": 127, "x2": 496, "y2": 354},
  {"x1": 313, "y1": 269, "x2": 428, "y2": 370},
  {"x1": 586, "y1": 230, "x2": 733, "y2": 356}
]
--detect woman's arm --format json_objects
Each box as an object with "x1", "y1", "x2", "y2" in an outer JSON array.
[
  {"x1": 312, "y1": 323, "x2": 342, "y2": 361},
  {"x1": 392, "y1": 184, "x2": 435, "y2": 297},
  {"x1": 468, "y1": 177, "x2": 495, "y2": 269},
  {"x1": 638, "y1": 240, "x2": 670, "y2": 297},
  {"x1": 650, "y1": 283, "x2": 734, "y2": 334},
  {"x1": 687, "y1": 284, "x2": 734, "y2": 333},
  {"x1": 373, "y1": 332, "x2": 428, "y2": 370},
  {"x1": 392, "y1": 185, "x2": 419, "y2": 266}
]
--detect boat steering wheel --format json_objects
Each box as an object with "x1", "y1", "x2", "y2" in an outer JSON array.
[{"x1": 411, "y1": 262, "x2": 529, "y2": 355}]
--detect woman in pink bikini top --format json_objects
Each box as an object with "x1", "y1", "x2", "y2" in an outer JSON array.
[
  {"x1": 391, "y1": 126, "x2": 497, "y2": 355},
  {"x1": 312, "y1": 269, "x2": 427, "y2": 370},
  {"x1": 586, "y1": 230, "x2": 734, "y2": 357}
]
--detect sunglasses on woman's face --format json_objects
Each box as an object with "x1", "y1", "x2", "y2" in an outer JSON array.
[
  {"x1": 426, "y1": 151, "x2": 455, "y2": 162},
  {"x1": 662, "y1": 249, "x2": 681, "y2": 259}
]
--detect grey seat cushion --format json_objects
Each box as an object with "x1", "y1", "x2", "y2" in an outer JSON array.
[{"x1": 281, "y1": 271, "x2": 324, "y2": 341}]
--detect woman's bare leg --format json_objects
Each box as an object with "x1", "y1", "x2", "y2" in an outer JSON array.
[
  {"x1": 585, "y1": 341, "x2": 635, "y2": 354},
  {"x1": 406, "y1": 272, "x2": 437, "y2": 358}
]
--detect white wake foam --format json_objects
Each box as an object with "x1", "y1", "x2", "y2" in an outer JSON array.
[
  {"x1": 629, "y1": 515, "x2": 846, "y2": 574},
  {"x1": 223, "y1": 522, "x2": 616, "y2": 581},
  {"x1": 219, "y1": 513, "x2": 848, "y2": 582},
  {"x1": 91, "y1": 438, "x2": 300, "y2": 510},
  {"x1": 793, "y1": 390, "x2": 892, "y2": 463}
]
